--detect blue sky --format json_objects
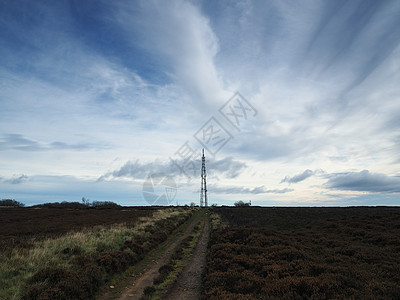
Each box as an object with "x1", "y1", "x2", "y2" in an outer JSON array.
[{"x1": 1, "y1": 0, "x2": 400, "y2": 206}]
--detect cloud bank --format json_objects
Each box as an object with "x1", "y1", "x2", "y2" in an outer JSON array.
[
  {"x1": 325, "y1": 170, "x2": 400, "y2": 193},
  {"x1": 98, "y1": 157, "x2": 247, "y2": 181}
]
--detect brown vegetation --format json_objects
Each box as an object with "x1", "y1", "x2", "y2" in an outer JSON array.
[
  {"x1": 0, "y1": 206, "x2": 158, "y2": 250},
  {"x1": 0, "y1": 206, "x2": 194, "y2": 300},
  {"x1": 202, "y1": 207, "x2": 400, "y2": 299}
]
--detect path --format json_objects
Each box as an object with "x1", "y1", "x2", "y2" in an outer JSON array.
[
  {"x1": 164, "y1": 217, "x2": 210, "y2": 300},
  {"x1": 115, "y1": 212, "x2": 204, "y2": 300}
]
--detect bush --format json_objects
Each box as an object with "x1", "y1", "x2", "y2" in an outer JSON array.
[
  {"x1": 0, "y1": 199, "x2": 24, "y2": 207},
  {"x1": 154, "y1": 264, "x2": 174, "y2": 284},
  {"x1": 234, "y1": 201, "x2": 250, "y2": 207},
  {"x1": 31, "y1": 200, "x2": 120, "y2": 209},
  {"x1": 96, "y1": 251, "x2": 137, "y2": 274},
  {"x1": 24, "y1": 267, "x2": 87, "y2": 300},
  {"x1": 91, "y1": 201, "x2": 120, "y2": 209},
  {"x1": 142, "y1": 286, "x2": 156, "y2": 299},
  {"x1": 32, "y1": 201, "x2": 88, "y2": 209},
  {"x1": 23, "y1": 263, "x2": 105, "y2": 300}
]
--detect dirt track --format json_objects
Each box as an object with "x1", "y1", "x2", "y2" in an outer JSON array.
[
  {"x1": 164, "y1": 217, "x2": 210, "y2": 300},
  {"x1": 114, "y1": 211, "x2": 207, "y2": 300}
]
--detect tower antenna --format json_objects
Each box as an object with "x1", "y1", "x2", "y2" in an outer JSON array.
[{"x1": 200, "y1": 149, "x2": 208, "y2": 207}]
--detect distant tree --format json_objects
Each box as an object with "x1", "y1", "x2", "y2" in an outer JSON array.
[
  {"x1": 0, "y1": 199, "x2": 24, "y2": 207},
  {"x1": 91, "y1": 200, "x2": 120, "y2": 209},
  {"x1": 234, "y1": 200, "x2": 251, "y2": 207},
  {"x1": 81, "y1": 197, "x2": 90, "y2": 206},
  {"x1": 32, "y1": 201, "x2": 88, "y2": 209},
  {"x1": 190, "y1": 202, "x2": 197, "y2": 207},
  {"x1": 31, "y1": 200, "x2": 120, "y2": 209}
]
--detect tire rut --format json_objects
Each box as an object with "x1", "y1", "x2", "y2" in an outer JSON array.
[
  {"x1": 111, "y1": 212, "x2": 204, "y2": 300},
  {"x1": 164, "y1": 216, "x2": 210, "y2": 300}
]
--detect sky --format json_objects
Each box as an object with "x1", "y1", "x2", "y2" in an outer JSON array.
[{"x1": 1, "y1": 0, "x2": 400, "y2": 206}]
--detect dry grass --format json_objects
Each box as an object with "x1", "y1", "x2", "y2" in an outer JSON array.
[
  {"x1": 209, "y1": 210, "x2": 227, "y2": 231},
  {"x1": 0, "y1": 207, "x2": 193, "y2": 300}
]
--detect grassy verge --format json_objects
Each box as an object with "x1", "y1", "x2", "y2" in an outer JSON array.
[
  {"x1": 141, "y1": 210, "x2": 206, "y2": 300},
  {"x1": 0, "y1": 207, "x2": 195, "y2": 300}
]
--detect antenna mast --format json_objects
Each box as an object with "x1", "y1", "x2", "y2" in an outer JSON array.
[{"x1": 200, "y1": 149, "x2": 208, "y2": 207}]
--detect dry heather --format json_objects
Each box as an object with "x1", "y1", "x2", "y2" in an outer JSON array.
[
  {"x1": 0, "y1": 207, "x2": 195, "y2": 300},
  {"x1": 202, "y1": 207, "x2": 400, "y2": 300}
]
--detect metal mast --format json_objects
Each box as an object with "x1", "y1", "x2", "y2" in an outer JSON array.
[{"x1": 200, "y1": 148, "x2": 208, "y2": 207}]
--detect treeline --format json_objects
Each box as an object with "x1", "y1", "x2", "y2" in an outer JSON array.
[
  {"x1": 0, "y1": 199, "x2": 25, "y2": 207},
  {"x1": 0, "y1": 199, "x2": 120, "y2": 209},
  {"x1": 33, "y1": 200, "x2": 120, "y2": 209}
]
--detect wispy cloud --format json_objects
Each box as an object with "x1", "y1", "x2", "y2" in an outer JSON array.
[
  {"x1": 281, "y1": 169, "x2": 325, "y2": 184},
  {"x1": 281, "y1": 169, "x2": 314, "y2": 184},
  {"x1": 208, "y1": 184, "x2": 293, "y2": 195},
  {"x1": 0, "y1": 134, "x2": 108, "y2": 152},
  {"x1": 1, "y1": 1, "x2": 400, "y2": 206},
  {"x1": 3, "y1": 174, "x2": 28, "y2": 185},
  {"x1": 114, "y1": 0, "x2": 228, "y2": 108}
]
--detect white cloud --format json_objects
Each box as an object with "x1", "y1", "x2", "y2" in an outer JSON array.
[
  {"x1": 1, "y1": 1, "x2": 400, "y2": 206},
  {"x1": 99, "y1": 156, "x2": 248, "y2": 182},
  {"x1": 208, "y1": 184, "x2": 293, "y2": 195},
  {"x1": 115, "y1": 0, "x2": 230, "y2": 109}
]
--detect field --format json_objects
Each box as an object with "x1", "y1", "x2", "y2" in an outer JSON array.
[
  {"x1": 1, "y1": 206, "x2": 400, "y2": 299},
  {"x1": 0, "y1": 206, "x2": 195, "y2": 299},
  {"x1": 0, "y1": 207, "x2": 160, "y2": 250},
  {"x1": 202, "y1": 207, "x2": 400, "y2": 299}
]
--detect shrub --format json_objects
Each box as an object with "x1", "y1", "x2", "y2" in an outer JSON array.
[
  {"x1": 154, "y1": 264, "x2": 174, "y2": 284},
  {"x1": 96, "y1": 250, "x2": 137, "y2": 274},
  {"x1": 234, "y1": 201, "x2": 251, "y2": 207},
  {"x1": 120, "y1": 240, "x2": 144, "y2": 256},
  {"x1": 24, "y1": 267, "x2": 87, "y2": 300},
  {"x1": 142, "y1": 286, "x2": 156, "y2": 298},
  {"x1": 32, "y1": 201, "x2": 88, "y2": 209},
  {"x1": 91, "y1": 201, "x2": 120, "y2": 209},
  {"x1": 0, "y1": 199, "x2": 24, "y2": 207}
]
